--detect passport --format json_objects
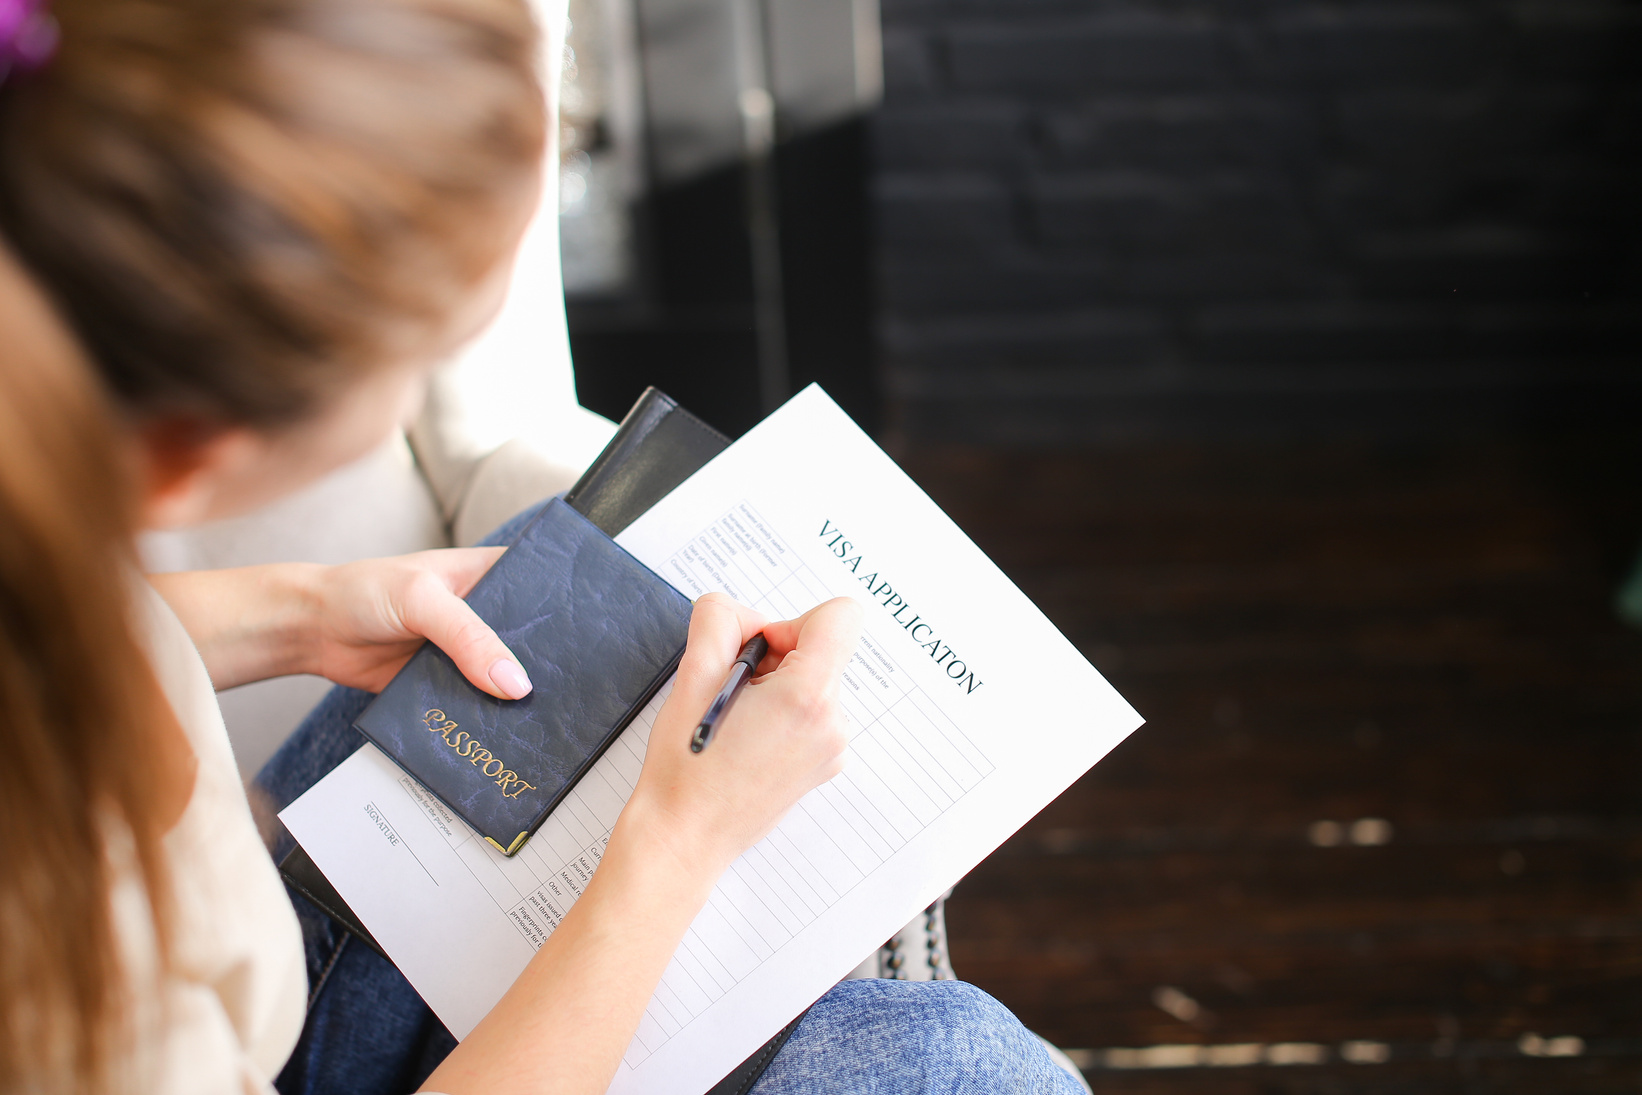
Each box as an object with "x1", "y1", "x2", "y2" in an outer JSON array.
[{"x1": 352, "y1": 496, "x2": 694, "y2": 854}]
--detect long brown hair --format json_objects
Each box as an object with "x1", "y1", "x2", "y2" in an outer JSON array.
[
  {"x1": 0, "y1": 0, "x2": 545, "y2": 429},
  {"x1": 0, "y1": 0, "x2": 547, "y2": 1088},
  {"x1": 0, "y1": 247, "x2": 177, "y2": 1092}
]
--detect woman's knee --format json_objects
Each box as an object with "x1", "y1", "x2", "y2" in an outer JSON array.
[
  {"x1": 758, "y1": 979, "x2": 1076, "y2": 1094},
  {"x1": 839, "y1": 978, "x2": 1018, "y2": 1053}
]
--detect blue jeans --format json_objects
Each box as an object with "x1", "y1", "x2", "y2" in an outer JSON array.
[{"x1": 254, "y1": 505, "x2": 1081, "y2": 1095}]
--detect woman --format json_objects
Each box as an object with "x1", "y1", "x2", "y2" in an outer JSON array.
[{"x1": 0, "y1": 1, "x2": 1085, "y2": 1092}]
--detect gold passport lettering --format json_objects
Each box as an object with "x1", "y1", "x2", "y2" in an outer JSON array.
[{"x1": 422, "y1": 709, "x2": 538, "y2": 799}]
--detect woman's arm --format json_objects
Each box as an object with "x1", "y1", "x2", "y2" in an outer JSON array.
[
  {"x1": 148, "y1": 548, "x2": 532, "y2": 698},
  {"x1": 421, "y1": 593, "x2": 861, "y2": 1095},
  {"x1": 157, "y1": 558, "x2": 862, "y2": 1094}
]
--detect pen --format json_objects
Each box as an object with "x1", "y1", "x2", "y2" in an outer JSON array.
[{"x1": 690, "y1": 634, "x2": 769, "y2": 753}]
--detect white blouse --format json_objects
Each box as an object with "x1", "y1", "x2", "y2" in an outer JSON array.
[{"x1": 112, "y1": 584, "x2": 309, "y2": 1093}]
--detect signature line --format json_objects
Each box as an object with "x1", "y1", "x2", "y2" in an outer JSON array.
[{"x1": 371, "y1": 799, "x2": 439, "y2": 887}]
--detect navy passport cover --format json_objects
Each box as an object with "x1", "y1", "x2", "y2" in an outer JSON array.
[{"x1": 352, "y1": 497, "x2": 693, "y2": 855}]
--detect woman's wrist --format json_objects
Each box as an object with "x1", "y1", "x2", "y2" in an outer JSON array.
[
  {"x1": 265, "y1": 562, "x2": 327, "y2": 678},
  {"x1": 615, "y1": 784, "x2": 740, "y2": 887},
  {"x1": 149, "y1": 563, "x2": 327, "y2": 688}
]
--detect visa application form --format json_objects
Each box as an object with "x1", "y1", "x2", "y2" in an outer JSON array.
[{"x1": 279, "y1": 385, "x2": 1143, "y2": 1095}]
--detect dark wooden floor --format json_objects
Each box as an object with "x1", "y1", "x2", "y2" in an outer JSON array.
[{"x1": 893, "y1": 435, "x2": 1642, "y2": 1093}]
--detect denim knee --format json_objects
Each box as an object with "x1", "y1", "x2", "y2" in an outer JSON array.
[{"x1": 752, "y1": 978, "x2": 1080, "y2": 1095}]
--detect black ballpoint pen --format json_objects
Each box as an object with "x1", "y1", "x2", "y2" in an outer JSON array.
[{"x1": 690, "y1": 634, "x2": 769, "y2": 753}]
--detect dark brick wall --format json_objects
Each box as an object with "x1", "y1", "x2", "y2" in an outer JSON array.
[{"x1": 872, "y1": 0, "x2": 1642, "y2": 442}]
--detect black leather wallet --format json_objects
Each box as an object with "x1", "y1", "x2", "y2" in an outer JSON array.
[{"x1": 563, "y1": 385, "x2": 730, "y2": 537}]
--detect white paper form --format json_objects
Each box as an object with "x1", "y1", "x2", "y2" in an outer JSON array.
[{"x1": 280, "y1": 385, "x2": 1143, "y2": 1095}]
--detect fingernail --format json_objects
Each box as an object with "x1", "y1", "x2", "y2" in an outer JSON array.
[{"x1": 489, "y1": 659, "x2": 532, "y2": 699}]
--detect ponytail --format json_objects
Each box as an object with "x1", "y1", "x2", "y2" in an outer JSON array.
[
  {"x1": 0, "y1": 0, "x2": 544, "y2": 429},
  {"x1": 0, "y1": 247, "x2": 176, "y2": 1093}
]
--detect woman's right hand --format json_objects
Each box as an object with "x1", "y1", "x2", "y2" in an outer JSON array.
[
  {"x1": 421, "y1": 592, "x2": 862, "y2": 1095},
  {"x1": 626, "y1": 592, "x2": 863, "y2": 875}
]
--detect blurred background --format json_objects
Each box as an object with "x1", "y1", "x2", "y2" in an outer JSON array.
[{"x1": 556, "y1": 0, "x2": 1642, "y2": 1088}]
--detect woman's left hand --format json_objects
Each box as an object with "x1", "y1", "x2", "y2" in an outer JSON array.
[
  {"x1": 149, "y1": 549, "x2": 531, "y2": 698},
  {"x1": 309, "y1": 548, "x2": 529, "y2": 697}
]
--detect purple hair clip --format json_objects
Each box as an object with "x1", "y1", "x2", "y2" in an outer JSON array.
[{"x1": 0, "y1": 0, "x2": 59, "y2": 82}]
